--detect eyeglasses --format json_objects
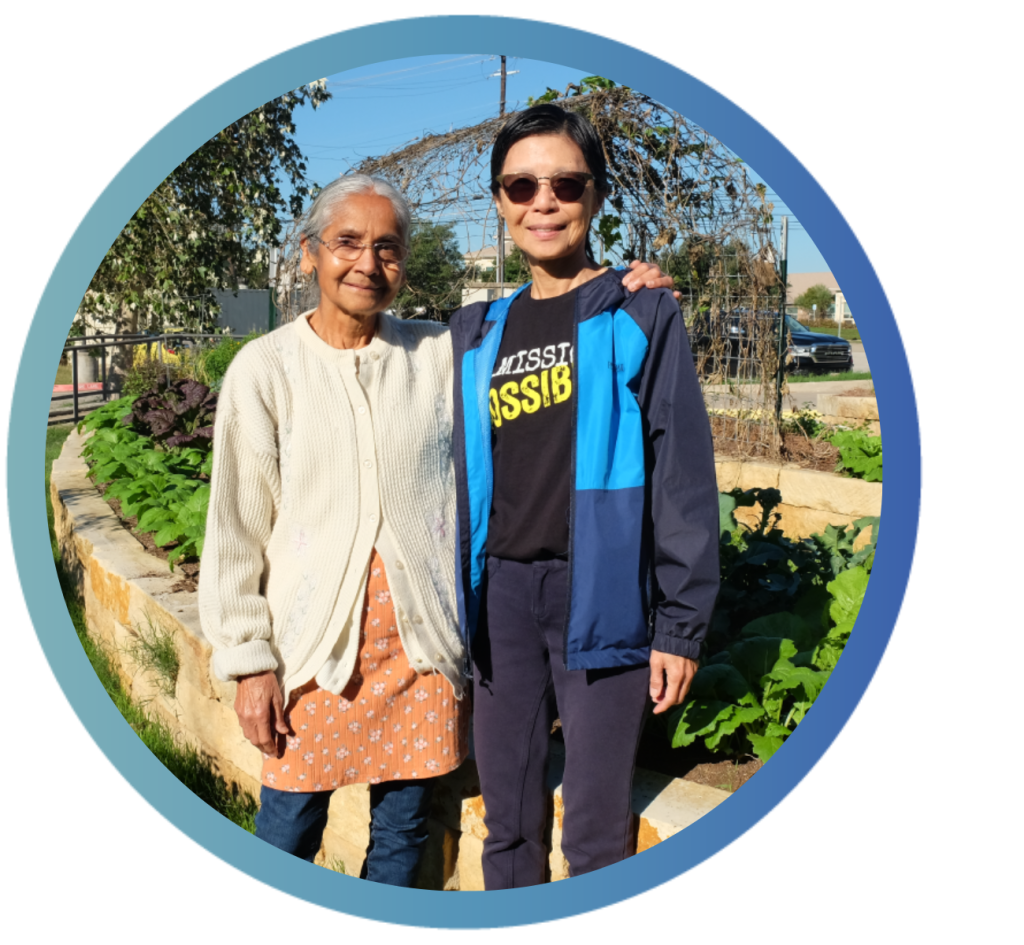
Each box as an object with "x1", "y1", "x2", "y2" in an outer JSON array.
[
  {"x1": 310, "y1": 235, "x2": 409, "y2": 264},
  {"x1": 494, "y1": 172, "x2": 595, "y2": 204}
]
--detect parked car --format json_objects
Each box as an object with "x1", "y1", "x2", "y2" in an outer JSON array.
[
  {"x1": 687, "y1": 311, "x2": 853, "y2": 377},
  {"x1": 784, "y1": 315, "x2": 853, "y2": 374}
]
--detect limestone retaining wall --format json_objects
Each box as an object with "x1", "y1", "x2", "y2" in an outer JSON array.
[
  {"x1": 52, "y1": 429, "x2": 729, "y2": 889},
  {"x1": 714, "y1": 457, "x2": 882, "y2": 539}
]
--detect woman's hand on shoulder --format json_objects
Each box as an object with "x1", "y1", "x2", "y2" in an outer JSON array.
[
  {"x1": 621, "y1": 260, "x2": 681, "y2": 300},
  {"x1": 234, "y1": 670, "x2": 289, "y2": 755},
  {"x1": 649, "y1": 650, "x2": 698, "y2": 715}
]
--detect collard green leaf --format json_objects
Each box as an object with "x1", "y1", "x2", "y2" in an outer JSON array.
[
  {"x1": 727, "y1": 637, "x2": 797, "y2": 683},
  {"x1": 670, "y1": 699, "x2": 734, "y2": 748},
  {"x1": 746, "y1": 731, "x2": 786, "y2": 762},
  {"x1": 828, "y1": 566, "x2": 869, "y2": 627}
]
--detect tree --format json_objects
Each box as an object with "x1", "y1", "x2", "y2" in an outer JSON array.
[
  {"x1": 793, "y1": 284, "x2": 835, "y2": 316},
  {"x1": 77, "y1": 80, "x2": 331, "y2": 335},
  {"x1": 390, "y1": 222, "x2": 467, "y2": 321}
]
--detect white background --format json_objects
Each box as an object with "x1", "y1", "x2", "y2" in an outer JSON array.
[{"x1": 3, "y1": 2, "x2": 1019, "y2": 940}]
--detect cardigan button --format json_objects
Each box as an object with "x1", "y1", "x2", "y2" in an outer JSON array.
[
  {"x1": 413, "y1": 615, "x2": 423, "y2": 625},
  {"x1": 363, "y1": 459, "x2": 373, "y2": 469},
  {"x1": 358, "y1": 405, "x2": 366, "y2": 414},
  {"x1": 434, "y1": 652, "x2": 446, "y2": 662},
  {"x1": 370, "y1": 351, "x2": 380, "y2": 361},
  {"x1": 368, "y1": 512, "x2": 377, "y2": 522},
  {"x1": 395, "y1": 561, "x2": 404, "y2": 570}
]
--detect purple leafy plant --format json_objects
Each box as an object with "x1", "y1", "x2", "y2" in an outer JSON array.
[{"x1": 126, "y1": 377, "x2": 218, "y2": 451}]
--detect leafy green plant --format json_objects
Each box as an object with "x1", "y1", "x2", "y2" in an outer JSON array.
[
  {"x1": 712, "y1": 487, "x2": 822, "y2": 649},
  {"x1": 805, "y1": 516, "x2": 879, "y2": 577},
  {"x1": 830, "y1": 428, "x2": 883, "y2": 482},
  {"x1": 668, "y1": 564, "x2": 869, "y2": 762},
  {"x1": 79, "y1": 396, "x2": 212, "y2": 568},
  {"x1": 124, "y1": 617, "x2": 180, "y2": 699}
]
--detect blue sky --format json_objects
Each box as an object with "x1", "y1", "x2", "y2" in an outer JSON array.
[{"x1": 287, "y1": 55, "x2": 829, "y2": 274}]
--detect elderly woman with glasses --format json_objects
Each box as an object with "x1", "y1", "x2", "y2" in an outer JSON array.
[
  {"x1": 198, "y1": 172, "x2": 677, "y2": 886},
  {"x1": 449, "y1": 104, "x2": 720, "y2": 888}
]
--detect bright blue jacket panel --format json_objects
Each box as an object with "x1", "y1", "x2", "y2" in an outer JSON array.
[{"x1": 450, "y1": 272, "x2": 719, "y2": 670}]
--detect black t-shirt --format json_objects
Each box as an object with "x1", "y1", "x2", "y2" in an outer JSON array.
[{"x1": 487, "y1": 288, "x2": 576, "y2": 561}]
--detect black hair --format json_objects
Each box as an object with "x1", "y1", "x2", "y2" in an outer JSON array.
[
  {"x1": 490, "y1": 104, "x2": 610, "y2": 263},
  {"x1": 490, "y1": 104, "x2": 610, "y2": 198}
]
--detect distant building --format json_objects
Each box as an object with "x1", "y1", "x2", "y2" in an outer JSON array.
[
  {"x1": 461, "y1": 238, "x2": 519, "y2": 306},
  {"x1": 785, "y1": 271, "x2": 852, "y2": 322}
]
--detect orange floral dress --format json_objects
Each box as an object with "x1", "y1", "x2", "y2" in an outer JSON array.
[{"x1": 261, "y1": 549, "x2": 468, "y2": 791}]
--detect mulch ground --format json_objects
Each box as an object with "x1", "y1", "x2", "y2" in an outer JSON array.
[{"x1": 710, "y1": 417, "x2": 840, "y2": 473}]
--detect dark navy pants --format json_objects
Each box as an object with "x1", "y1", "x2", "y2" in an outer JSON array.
[{"x1": 472, "y1": 556, "x2": 651, "y2": 888}]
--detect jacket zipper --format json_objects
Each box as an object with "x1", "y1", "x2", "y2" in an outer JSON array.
[
  {"x1": 562, "y1": 292, "x2": 581, "y2": 670},
  {"x1": 461, "y1": 294, "x2": 516, "y2": 679}
]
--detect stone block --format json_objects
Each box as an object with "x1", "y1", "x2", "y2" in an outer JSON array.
[
  {"x1": 632, "y1": 770, "x2": 730, "y2": 849},
  {"x1": 455, "y1": 833, "x2": 486, "y2": 891},
  {"x1": 714, "y1": 460, "x2": 742, "y2": 492},
  {"x1": 818, "y1": 394, "x2": 879, "y2": 421},
  {"x1": 778, "y1": 467, "x2": 882, "y2": 518}
]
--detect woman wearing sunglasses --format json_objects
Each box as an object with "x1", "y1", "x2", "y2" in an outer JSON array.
[
  {"x1": 450, "y1": 104, "x2": 721, "y2": 888},
  {"x1": 199, "y1": 171, "x2": 676, "y2": 886}
]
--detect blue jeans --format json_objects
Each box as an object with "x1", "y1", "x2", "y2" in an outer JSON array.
[{"x1": 255, "y1": 779, "x2": 434, "y2": 886}]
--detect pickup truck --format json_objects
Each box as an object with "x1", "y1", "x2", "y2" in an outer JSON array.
[
  {"x1": 687, "y1": 311, "x2": 853, "y2": 376},
  {"x1": 784, "y1": 315, "x2": 853, "y2": 374}
]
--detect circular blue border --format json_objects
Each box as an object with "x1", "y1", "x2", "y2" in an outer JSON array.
[{"x1": 9, "y1": 16, "x2": 919, "y2": 928}]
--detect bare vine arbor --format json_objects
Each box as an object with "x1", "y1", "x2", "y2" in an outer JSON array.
[{"x1": 274, "y1": 83, "x2": 790, "y2": 456}]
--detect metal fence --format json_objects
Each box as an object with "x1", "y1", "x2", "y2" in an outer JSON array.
[{"x1": 55, "y1": 333, "x2": 244, "y2": 425}]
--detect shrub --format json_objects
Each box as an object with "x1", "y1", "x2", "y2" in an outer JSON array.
[{"x1": 189, "y1": 331, "x2": 260, "y2": 389}]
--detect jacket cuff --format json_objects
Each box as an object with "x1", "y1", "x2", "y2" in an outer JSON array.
[
  {"x1": 211, "y1": 639, "x2": 278, "y2": 682},
  {"x1": 650, "y1": 632, "x2": 702, "y2": 661}
]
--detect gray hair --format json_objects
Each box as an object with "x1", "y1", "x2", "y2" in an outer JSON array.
[{"x1": 301, "y1": 174, "x2": 412, "y2": 248}]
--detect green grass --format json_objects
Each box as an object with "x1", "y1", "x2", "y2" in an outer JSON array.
[
  {"x1": 54, "y1": 363, "x2": 72, "y2": 386},
  {"x1": 124, "y1": 618, "x2": 180, "y2": 700},
  {"x1": 798, "y1": 321, "x2": 861, "y2": 342},
  {"x1": 45, "y1": 422, "x2": 258, "y2": 833},
  {"x1": 788, "y1": 371, "x2": 872, "y2": 384}
]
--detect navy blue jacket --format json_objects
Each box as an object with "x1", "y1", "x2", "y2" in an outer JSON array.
[{"x1": 450, "y1": 273, "x2": 720, "y2": 671}]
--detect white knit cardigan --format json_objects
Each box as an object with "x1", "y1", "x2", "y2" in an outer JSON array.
[{"x1": 198, "y1": 312, "x2": 464, "y2": 706}]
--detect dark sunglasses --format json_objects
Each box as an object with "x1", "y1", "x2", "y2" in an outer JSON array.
[{"x1": 494, "y1": 172, "x2": 595, "y2": 204}]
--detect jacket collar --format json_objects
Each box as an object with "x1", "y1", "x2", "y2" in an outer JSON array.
[{"x1": 487, "y1": 268, "x2": 629, "y2": 324}]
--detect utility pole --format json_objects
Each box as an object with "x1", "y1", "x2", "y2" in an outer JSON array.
[
  {"x1": 774, "y1": 215, "x2": 789, "y2": 425},
  {"x1": 499, "y1": 55, "x2": 507, "y2": 117},
  {"x1": 489, "y1": 56, "x2": 517, "y2": 297},
  {"x1": 496, "y1": 55, "x2": 507, "y2": 295}
]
